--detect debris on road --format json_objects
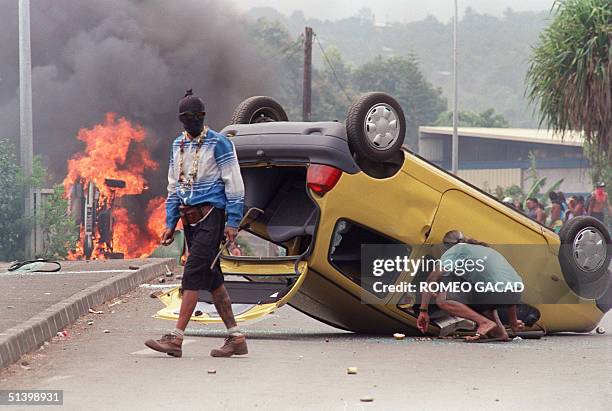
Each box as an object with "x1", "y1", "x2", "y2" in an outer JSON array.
[
  {"x1": 87, "y1": 321, "x2": 94, "y2": 326},
  {"x1": 108, "y1": 300, "x2": 122, "y2": 307},
  {"x1": 150, "y1": 290, "x2": 163, "y2": 298},
  {"x1": 56, "y1": 330, "x2": 68, "y2": 337},
  {"x1": 103, "y1": 329, "x2": 111, "y2": 334},
  {"x1": 140, "y1": 283, "x2": 177, "y2": 289},
  {"x1": 393, "y1": 333, "x2": 405, "y2": 340},
  {"x1": 194, "y1": 310, "x2": 203, "y2": 316},
  {"x1": 347, "y1": 367, "x2": 358, "y2": 375},
  {"x1": 596, "y1": 327, "x2": 605, "y2": 334},
  {"x1": 7, "y1": 305, "x2": 14, "y2": 309},
  {"x1": 165, "y1": 265, "x2": 174, "y2": 277},
  {"x1": 207, "y1": 369, "x2": 216, "y2": 374},
  {"x1": 158, "y1": 277, "x2": 166, "y2": 283},
  {"x1": 128, "y1": 265, "x2": 140, "y2": 270},
  {"x1": 89, "y1": 308, "x2": 104, "y2": 314},
  {"x1": 360, "y1": 396, "x2": 374, "y2": 402}
]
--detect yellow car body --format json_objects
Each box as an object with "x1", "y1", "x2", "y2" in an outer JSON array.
[{"x1": 155, "y1": 124, "x2": 610, "y2": 335}]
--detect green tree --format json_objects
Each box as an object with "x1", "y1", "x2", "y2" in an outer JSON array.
[
  {"x1": 0, "y1": 139, "x2": 77, "y2": 260},
  {"x1": 522, "y1": 151, "x2": 564, "y2": 208},
  {"x1": 249, "y1": 18, "x2": 304, "y2": 120},
  {"x1": 352, "y1": 55, "x2": 447, "y2": 147},
  {"x1": 0, "y1": 139, "x2": 27, "y2": 261},
  {"x1": 37, "y1": 184, "x2": 79, "y2": 259},
  {"x1": 311, "y1": 45, "x2": 355, "y2": 122},
  {"x1": 526, "y1": 0, "x2": 612, "y2": 181},
  {"x1": 434, "y1": 108, "x2": 510, "y2": 127}
]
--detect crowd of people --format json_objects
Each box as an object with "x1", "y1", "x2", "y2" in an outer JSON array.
[{"x1": 502, "y1": 182, "x2": 611, "y2": 233}]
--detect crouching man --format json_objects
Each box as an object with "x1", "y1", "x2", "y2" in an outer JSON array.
[
  {"x1": 417, "y1": 230, "x2": 524, "y2": 342},
  {"x1": 145, "y1": 89, "x2": 247, "y2": 357}
]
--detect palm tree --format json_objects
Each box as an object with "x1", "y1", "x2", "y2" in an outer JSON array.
[{"x1": 526, "y1": 0, "x2": 611, "y2": 180}]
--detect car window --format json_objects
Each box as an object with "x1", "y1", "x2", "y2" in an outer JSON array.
[{"x1": 328, "y1": 219, "x2": 410, "y2": 297}]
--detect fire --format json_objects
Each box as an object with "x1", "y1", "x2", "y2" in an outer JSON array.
[{"x1": 63, "y1": 113, "x2": 167, "y2": 259}]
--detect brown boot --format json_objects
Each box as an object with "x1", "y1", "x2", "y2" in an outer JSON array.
[
  {"x1": 210, "y1": 334, "x2": 248, "y2": 357},
  {"x1": 145, "y1": 334, "x2": 183, "y2": 357}
]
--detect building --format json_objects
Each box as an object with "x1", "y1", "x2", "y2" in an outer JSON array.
[{"x1": 418, "y1": 127, "x2": 592, "y2": 195}]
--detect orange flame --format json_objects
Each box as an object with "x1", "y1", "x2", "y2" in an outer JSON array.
[{"x1": 63, "y1": 113, "x2": 167, "y2": 259}]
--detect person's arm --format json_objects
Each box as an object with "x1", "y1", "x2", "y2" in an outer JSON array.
[
  {"x1": 507, "y1": 305, "x2": 524, "y2": 333},
  {"x1": 162, "y1": 145, "x2": 180, "y2": 245},
  {"x1": 214, "y1": 136, "x2": 245, "y2": 238},
  {"x1": 416, "y1": 268, "x2": 444, "y2": 333}
]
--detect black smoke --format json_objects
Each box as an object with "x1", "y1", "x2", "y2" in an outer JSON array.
[{"x1": 0, "y1": 0, "x2": 276, "y2": 189}]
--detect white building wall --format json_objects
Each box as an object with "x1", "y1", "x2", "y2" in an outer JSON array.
[
  {"x1": 458, "y1": 168, "x2": 522, "y2": 191},
  {"x1": 419, "y1": 139, "x2": 443, "y2": 162},
  {"x1": 527, "y1": 168, "x2": 592, "y2": 194}
]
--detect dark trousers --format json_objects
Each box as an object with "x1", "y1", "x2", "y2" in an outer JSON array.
[{"x1": 181, "y1": 207, "x2": 225, "y2": 291}]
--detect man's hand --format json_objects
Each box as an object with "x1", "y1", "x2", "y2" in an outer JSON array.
[
  {"x1": 161, "y1": 228, "x2": 175, "y2": 246},
  {"x1": 224, "y1": 226, "x2": 238, "y2": 244},
  {"x1": 417, "y1": 311, "x2": 430, "y2": 334},
  {"x1": 510, "y1": 319, "x2": 525, "y2": 334}
]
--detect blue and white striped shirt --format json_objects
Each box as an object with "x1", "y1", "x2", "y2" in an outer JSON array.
[{"x1": 165, "y1": 129, "x2": 244, "y2": 228}]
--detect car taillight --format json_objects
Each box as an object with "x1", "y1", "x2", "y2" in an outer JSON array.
[{"x1": 307, "y1": 164, "x2": 342, "y2": 196}]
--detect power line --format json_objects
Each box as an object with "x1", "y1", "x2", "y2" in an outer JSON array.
[
  {"x1": 282, "y1": 37, "x2": 304, "y2": 61},
  {"x1": 267, "y1": 34, "x2": 304, "y2": 61},
  {"x1": 313, "y1": 33, "x2": 353, "y2": 104}
]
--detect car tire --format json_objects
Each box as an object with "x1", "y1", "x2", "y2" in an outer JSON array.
[
  {"x1": 230, "y1": 96, "x2": 288, "y2": 124},
  {"x1": 346, "y1": 92, "x2": 406, "y2": 162},
  {"x1": 558, "y1": 216, "x2": 611, "y2": 299}
]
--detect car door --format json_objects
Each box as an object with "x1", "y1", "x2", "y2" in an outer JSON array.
[{"x1": 153, "y1": 255, "x2": 308, "y2": 323}]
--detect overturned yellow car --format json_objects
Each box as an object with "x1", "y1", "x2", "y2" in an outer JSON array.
[{"x1": 154, "y1": 93, "x2": 611, "y2": 336}]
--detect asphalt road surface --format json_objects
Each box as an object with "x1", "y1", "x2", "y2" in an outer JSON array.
[{"x1": 1, "y1": 281, "x2": 610, "y2": 411}]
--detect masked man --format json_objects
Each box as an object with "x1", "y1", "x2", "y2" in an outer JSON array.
[{"x1": 145, "y1": 89, "x2": 247, "y2": 358}]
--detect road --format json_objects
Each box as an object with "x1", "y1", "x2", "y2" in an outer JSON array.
[{"x1": 1, "y1": 279, "x2": 611, "y2": 411}]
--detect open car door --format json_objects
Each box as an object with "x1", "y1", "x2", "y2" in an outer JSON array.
[{"x1": 153, "y1": 255, "x2": 308, "y2": 323}]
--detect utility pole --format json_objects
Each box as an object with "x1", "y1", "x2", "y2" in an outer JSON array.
[
  {"x1": 19, "y1": 0, "x2": 34, "y2": 258},
  {"x1": 302, "y1": 26, "x2": 313, "y2": 122},
  {"x1": 451, "y1": 0, "x2": 459, "y2": 174}
]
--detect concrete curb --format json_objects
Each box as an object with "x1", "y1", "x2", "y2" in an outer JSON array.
[{"x1": 0, "y1": 258, "x2": 177, "y2": 369}]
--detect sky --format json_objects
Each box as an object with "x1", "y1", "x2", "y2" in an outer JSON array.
[{"x1": 230, "y1": 0, "x2": 556, "y2": 23}]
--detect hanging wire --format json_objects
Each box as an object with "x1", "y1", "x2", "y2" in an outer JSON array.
[
  {"x1": 268, "y1": 34, "x2": 304, "y2": 61},
  {"x1": 282, "y1": 36, "x2": 304, "y2": 61},
  {"x1": 313, "y1": 33, "x2": 353, "y2": 104}
]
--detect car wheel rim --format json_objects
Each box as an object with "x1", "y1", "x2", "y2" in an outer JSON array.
[
  {"x1": 364, "y1": 103, "x2": 400, "y2": 150},
  {"x1": 572, "y1": 227, "x2": 607, "y2": 272},
  {"x1": 250, "y1": 107, "x2": 280, "y2": 123}
]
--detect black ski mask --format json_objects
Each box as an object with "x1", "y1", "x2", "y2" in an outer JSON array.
[{"x1": 178, "y1": 89, "x2": 206, "y2": 137}]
